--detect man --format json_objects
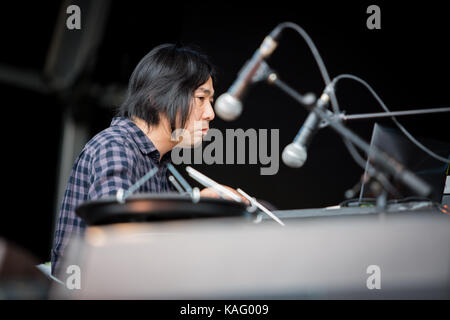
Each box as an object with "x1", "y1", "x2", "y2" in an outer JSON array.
[{"x1": 51, "y1": 43, "x2": 246, "y2": 276}]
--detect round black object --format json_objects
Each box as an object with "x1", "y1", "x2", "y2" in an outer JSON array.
[{"x1": 75, "y1": 193, "x2": 253, "y2": 226}]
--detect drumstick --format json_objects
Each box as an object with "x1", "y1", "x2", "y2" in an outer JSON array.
[
  {"x1": 185, "y1": 166, "x2": 242, "y2": 203},
  {"x1": 237, "y1": 188, "x2": 285, "y2": 226}
]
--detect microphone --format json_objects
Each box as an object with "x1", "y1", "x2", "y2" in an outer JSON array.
[
  {"x1": 215, "y1": 30, "x2": 281, "y2": 121},
  {"x1": 282, "y1": 88, "x2": 332, "y2": 168}
]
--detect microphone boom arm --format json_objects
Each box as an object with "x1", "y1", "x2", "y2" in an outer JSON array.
[
  {"x1": 317, "y1": 107, "x2": 450, "y2": 129},
  {"x1": 268, "y1": 74, "x2": 433, "y2": 198},
  {"x1": 339, "y1": 107, "x2": 450, "y2": 122}
]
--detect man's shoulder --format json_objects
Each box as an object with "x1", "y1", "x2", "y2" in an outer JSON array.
[{"x1": 83, "y1": 125, "x2": 137, "y2": 159}]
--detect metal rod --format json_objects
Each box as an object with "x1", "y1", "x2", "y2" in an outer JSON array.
[
  {"x1": 168, "y1": 164, "x2": 193, "y2": 193},
  {"x1": 169, "y1": 175, "x2": 185, "y2": 194},
  {"x1": 271, "y1": 77, "x2": 432, "y2": 198},
  {"x1": 186, "y1": 166, "x2": 242, "y2": 202},
  {"x1": 340, "y1": 107, "x2": 450, "y2": 121},
  {"x1": 117, "y1": 167, "x2": 158, "y2": 203},
  {"x1": 237, "y1": 188, "x2": 285, "y2": 226}
]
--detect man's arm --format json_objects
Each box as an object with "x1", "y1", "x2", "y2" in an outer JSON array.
[{"x1": 88, "y1": 142, "x2": 140, "y2": 200}]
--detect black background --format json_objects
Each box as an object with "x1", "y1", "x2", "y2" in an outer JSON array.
[{"x1": 0, "y1": 1, "x2": 448, "y2": 262}]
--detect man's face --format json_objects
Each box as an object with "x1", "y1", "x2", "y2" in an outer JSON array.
[{"x1": 175, "y1": 76, "x2": 215, "y2": 147}]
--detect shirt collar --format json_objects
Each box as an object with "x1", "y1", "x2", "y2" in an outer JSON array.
[{"x1": 110, "y1": 117, "x2": 171, "y2": 164}]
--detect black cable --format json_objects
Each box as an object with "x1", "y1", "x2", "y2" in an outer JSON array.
[
  {"x1": 331, "y1": 74, "x2": 450, "y2": 164},
  {"x1": 275, "y1": 22, "x2": 402, "y2": 195}
]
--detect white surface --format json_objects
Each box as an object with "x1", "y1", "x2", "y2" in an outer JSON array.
[{"x1": 53, "y1": 212, "x2": 450, "y2": 299}]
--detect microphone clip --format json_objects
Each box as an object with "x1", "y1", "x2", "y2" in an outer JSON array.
[
  {"x1": 249, "y1": 60, "x2": 273, "y2": 84},
  {"x1": 318, "y1": 110, "x2": 345, "y2": 129}
]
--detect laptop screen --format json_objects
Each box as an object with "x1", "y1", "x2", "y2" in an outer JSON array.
[{"x1": 360, "y1": 123, "x2": 450, "y2": 203}]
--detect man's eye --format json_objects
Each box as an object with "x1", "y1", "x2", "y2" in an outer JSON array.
[{"x1": 196, "y1": 97, "x2": 205, "y2": 101}]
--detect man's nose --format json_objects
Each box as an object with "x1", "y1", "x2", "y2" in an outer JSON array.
[{"x1": 203, "y1": 101, "x2": 215, "y2": 121}]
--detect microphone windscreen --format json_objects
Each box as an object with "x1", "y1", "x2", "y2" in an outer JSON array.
[
  {"x1": 282, "y1": 143, "x2": 308, "y2": 168},
  {"x1": 214, "y1": 93, "x2": 243, "y2": 121}
]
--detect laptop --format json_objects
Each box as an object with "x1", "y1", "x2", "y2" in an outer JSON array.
[{"x1": 359, "y1": 123, "x2": 450, "y2": 203}]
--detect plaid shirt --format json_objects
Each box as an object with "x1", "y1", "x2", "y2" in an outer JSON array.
[{"x1": 51, "y1": 117, "x2": 176, "y2": 276}]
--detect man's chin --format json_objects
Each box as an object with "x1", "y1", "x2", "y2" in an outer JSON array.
[{"x1": 191, "y1": 138, "x2": 203, "y2": 148}]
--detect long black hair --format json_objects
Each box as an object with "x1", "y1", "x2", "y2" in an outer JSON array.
[{"x1": 118, "y1": 43, "x2": 216, "y2": 131}]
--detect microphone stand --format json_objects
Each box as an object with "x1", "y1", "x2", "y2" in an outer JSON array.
[
  {"x1": 260, "y1": 63, "x2": 433, "y2": 199},
  {"x1": 326, "y1": 107, "x2": 450, "y2": 207},
  {"x1": 320, "y1": 107, "x2": 450, "y2": 124}
]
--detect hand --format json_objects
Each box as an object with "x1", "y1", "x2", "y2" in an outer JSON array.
[{"x1": 200, "y1": 185, "x2": 250, "y2": 205}]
